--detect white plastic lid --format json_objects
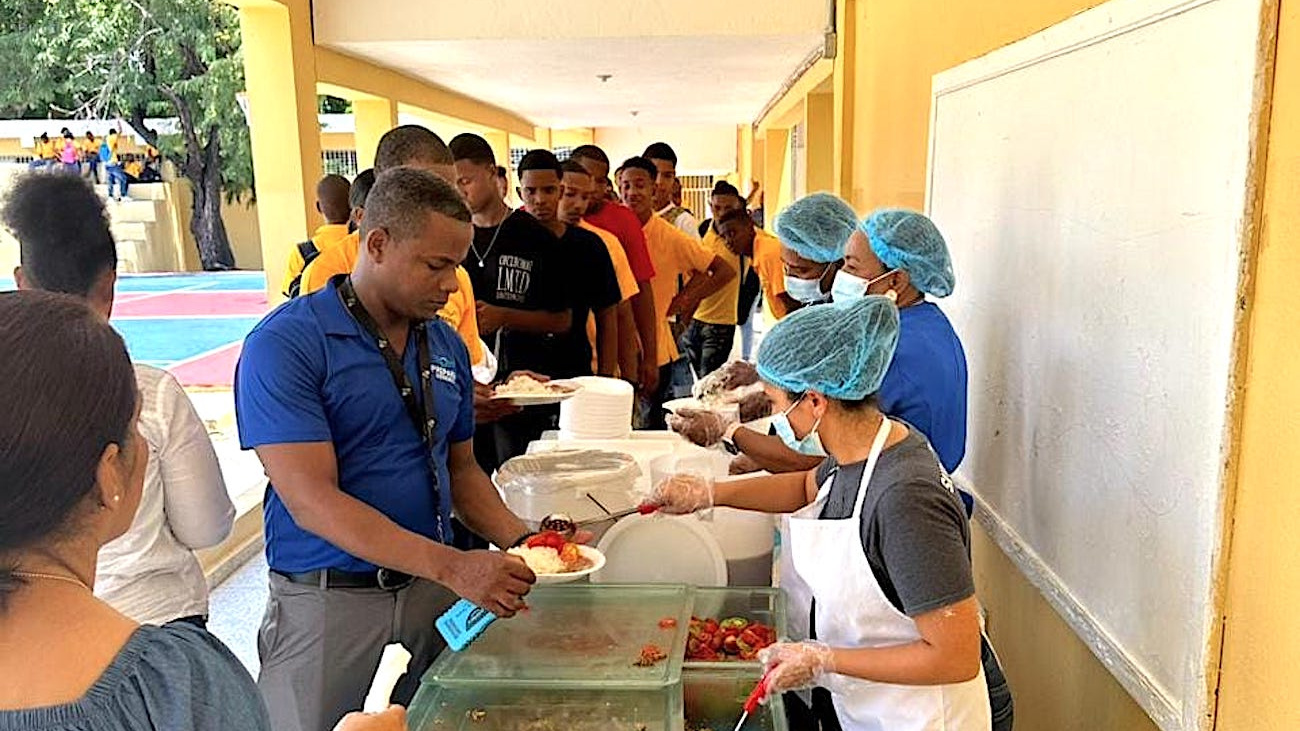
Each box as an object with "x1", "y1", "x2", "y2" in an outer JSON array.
[{"x1": 592, "y1": 514, "x2": 728, "y2": 587}]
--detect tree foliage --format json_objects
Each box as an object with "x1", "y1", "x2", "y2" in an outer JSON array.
[{"x1": 0, "y1": 0, "x2": 252, "y2": 270}]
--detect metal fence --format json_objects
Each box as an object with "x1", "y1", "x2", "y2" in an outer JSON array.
[{"x1": 322, "y1": 149, "x2": 358, "y2": 178}]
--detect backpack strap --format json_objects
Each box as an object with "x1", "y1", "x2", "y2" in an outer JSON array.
[{"x1": 285, "y1": 240, "x2": 320, "y2": 298}]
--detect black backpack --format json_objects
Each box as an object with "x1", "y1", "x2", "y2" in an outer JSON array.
[{"x1": 285, "y1": 239, "x2": 321, "y2": 298}]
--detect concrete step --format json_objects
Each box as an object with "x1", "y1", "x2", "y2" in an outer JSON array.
[
  {"x1": 93, "y1": 182, "x2": 168, "y2": 202},
  {"x1": 111, "y1": 221, "x2": 148, "y2": 241},
  {"x1": 106, "y1": 198, "x2": 159, "y2": 223}
]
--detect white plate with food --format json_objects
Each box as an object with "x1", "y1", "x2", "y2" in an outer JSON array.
[
  {"x1": 662, "y1": 396, "x2": 707, "y2": 415},
  {"x1": 491, "y1": 375, "x2": 582, "y2": 406},
  {"x1": 507, "y1": 534, "x2": 606, "y2": 584}
]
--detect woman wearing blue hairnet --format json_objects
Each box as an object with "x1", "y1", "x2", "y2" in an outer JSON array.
[
  {"x1": 652, "y1": 296, "x2": 1005, "y2": 731},
  {"x1": 831, "y1": 208, "x2": 972, "y2": 511}
]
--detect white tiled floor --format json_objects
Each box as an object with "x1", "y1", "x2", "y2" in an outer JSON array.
[{"x1": 208, "y1": 552, "x2": 268, "y2": 675}]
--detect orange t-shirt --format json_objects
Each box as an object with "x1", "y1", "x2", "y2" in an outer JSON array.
[
  {"x1": 299, "y1": 233, "x2": 484, "y2": 365},
  {"x1": 643, "y1": 215, "x2": 716, "y2": 366}
]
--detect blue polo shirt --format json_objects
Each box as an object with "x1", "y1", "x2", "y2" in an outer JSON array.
[
  {"x1": 878, "y1": 301, "x2": 968, "y2": 473},
  {"x1": 234, "y1": 277, "x2": 475, "y2": 573}
]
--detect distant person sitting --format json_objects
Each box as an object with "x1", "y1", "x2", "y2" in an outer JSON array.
[
  {"x1": 281, "y1": 173, "x2": 352, "y2": 298},
  {"x1": 3, "y1": 171, "x2": 235, "y2": 627},
  {"x1": 27, "y1": 132, "x2": 53, "y2": 170},
  {"x1": 123, "y1": 154, "x2": 143, "y2": 183},
  {"x1": 139, "y1": 143, "x2": 163, "y2": 183}
]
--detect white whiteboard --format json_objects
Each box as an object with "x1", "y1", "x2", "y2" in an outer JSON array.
[{"x1": 925, "y1": 0, "x2": 1271, "y2": 728}]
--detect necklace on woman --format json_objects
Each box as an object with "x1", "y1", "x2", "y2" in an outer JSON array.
[
  {"x1": 471, "y1": 208, "x2": 513, "y2": 268},
  {"x1": 11, "y1": 570, "x2": 91, "y2": 592}
]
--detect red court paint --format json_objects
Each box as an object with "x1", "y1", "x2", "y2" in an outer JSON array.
[
  {"x1": 114, "y1": 291, "x2": 268, "y2": 318},
  {"x1": 169, "y1": 342, "x2": 243, "y2": 388}
]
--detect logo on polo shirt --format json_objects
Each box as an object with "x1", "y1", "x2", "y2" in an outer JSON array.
[{"x1": 431, "y1": 355, "x2": 457, "y2": 384}]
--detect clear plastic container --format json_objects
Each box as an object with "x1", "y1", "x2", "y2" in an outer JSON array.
[
  {"x1": 684, "y1": 587, "x2": 787, "y2": 671},
  {"x1": 406, "y1": 683, "x2": 683, "y2": 731},
  {"x1": 495, "y1": 449, "x2": 644, "y2": 528},
  {"x1": 683, "y1": 670, "x2": 789, "y2": 731},
  {"x1": 424, "y1": 584, "x2": 694, "y2": 689}
]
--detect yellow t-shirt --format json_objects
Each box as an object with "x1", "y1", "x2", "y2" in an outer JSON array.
[
  {"x1": 753, "y1": 229, "x2": 791, "y2": 321},
  {"x1": 106, "y1": 133, "x2": 120, "y2": 164},
  {"x1": 37, "y1": 140, "x2": 57, "y2": 159},
  {"x1": 435, "y1": 267, "x2": 485, "y2": 366},
  {"x1": 281, "y1": 224, "x2": 351, "y2": 297},
  {"x1": 691, "y1": 227, "x2": 742, "y2": 326},
  {"x1": 580, "y1": 221, "x2": 638, "y2": 301},
  {"x1": 81, "y1": 137, "x2": 98, "y2": 156},
  {"x1": 124, "y1": 160, "x2": 143, "y2": 178},
  {"x1": 299, "y1": 231, "x2": 360, "y2": 296},
  {"x1": 299, "y1": 235, "x2": 484, "y2": 365},
  {"x1": 580, "y1": 221, "x2": 639, "y2": 371},
  {"x1": 644, "y1": 215, "x2": 716, "y2": 366}
]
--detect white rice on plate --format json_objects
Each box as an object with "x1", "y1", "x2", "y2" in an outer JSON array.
[{"x1": 507, "y1": 546, "x2": 568, "y2": 575}]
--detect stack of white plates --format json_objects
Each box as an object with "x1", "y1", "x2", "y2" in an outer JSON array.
[{"x1": 558, "y1": 376, "x2": 634, "y2": 440}]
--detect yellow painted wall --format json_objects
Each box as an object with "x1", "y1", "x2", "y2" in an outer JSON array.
[
  {"x1": 1214, "y1": 2, "x2": 1300, "y2": 728},
  {"x1": 844, "y1": 0, "x2": 1108, "y2": 210}
]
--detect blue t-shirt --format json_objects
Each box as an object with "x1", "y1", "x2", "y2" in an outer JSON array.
[
  {"x1": 234, "y1": 277, "x2": 476, "y2": 573},
  {"x1": 878, "y1": 301, "x2": 968, "y2": 473}
]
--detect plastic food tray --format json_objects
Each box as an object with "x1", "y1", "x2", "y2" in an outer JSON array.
[
  {"x1": 684, "y1": 587, "x2": 787, "y2": 672},
  {"x1": 406, "y1": 683, "x2": 683, "y2": 731},
  {"x1": 424, "y1": 584, "x2": 694, "y2": 690},
  {"x1": 683, "y1": 669, "x2": 789, "y2": 731}
]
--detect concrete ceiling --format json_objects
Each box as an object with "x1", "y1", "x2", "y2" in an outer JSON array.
[{"x1": 313, "y1": 0, "x2": 830, "y2": 129}]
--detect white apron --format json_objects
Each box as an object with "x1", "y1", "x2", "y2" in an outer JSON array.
[{"x1": 787, "y1": 418, "x2": 991, "y2": 731}]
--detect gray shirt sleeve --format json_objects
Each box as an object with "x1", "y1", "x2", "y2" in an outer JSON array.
[{"x1": 868, "y1": 479, "x2": 975, "y2": 617}]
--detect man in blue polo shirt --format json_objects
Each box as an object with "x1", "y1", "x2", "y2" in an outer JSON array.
[{"x1": 235, "y1": 167, "x2": 537, "y2": 731}]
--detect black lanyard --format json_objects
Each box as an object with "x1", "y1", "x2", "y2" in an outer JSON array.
[{"x1": 337, "y1": 277, "x2": 445, "y2": 542}]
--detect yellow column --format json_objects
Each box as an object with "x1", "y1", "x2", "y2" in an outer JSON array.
[
  {"x1": 237, "y1": 0, "x2": 322, "y2": 303},
  {"x1": 804, "y1": 92, "x2": 836, "y2": 194},
  {"x1": 532, "y1": 127, "x2": 553, "y2": 150},
  {"x1": 833, "y1": 0, "x2": 858, "y2": 203},
  {"x1": 484, "y1": 131, "x2": 510, "y2": 169},
  {"x1": 353, "y1": 97, "x2": 398, "y2": 171},
  {"x1": 1215, "y1": 2, "x2": 1300, "y2": 728},
  {"x1": 762, "y1": 128, "x2": 791, "y2": 228},
  {"x1": 737, "y1": 124, "x2": 755, "y2": 193}
]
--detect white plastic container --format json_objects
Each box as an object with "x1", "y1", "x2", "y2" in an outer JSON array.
[
  {"x1": 493, "y1": 450, "x2": 643, "y2": 542},
  {"x1": 648, "y1": 451, "x2": 776, "y2": 587}
]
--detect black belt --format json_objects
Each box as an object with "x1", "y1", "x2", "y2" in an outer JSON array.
[{"x1": 273, "y1": 568, "x2": 414, "y2": 591}]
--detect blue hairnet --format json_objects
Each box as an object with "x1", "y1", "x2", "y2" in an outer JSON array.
[
  {"x1": 756, "y1": 295, "x2": 900, "y2": 400},
  {"x1": 861, "y1": 209, "x2": 955, "y2": 297},
  {"x1": 774, "y1": 193, "x2": 858, "y2": 264}
]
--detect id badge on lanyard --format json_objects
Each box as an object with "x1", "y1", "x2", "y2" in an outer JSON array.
[{"x1": 338, "y1": 277, "x2": 446, "y2": 543}]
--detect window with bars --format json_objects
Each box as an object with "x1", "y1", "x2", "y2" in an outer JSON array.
[
  {"x1": 508, "y1": 146, "x2": 575, "y2": 169},
  {"x1": 679, "y1": 174, "x2": 716, "y2": 222},
  {"x1": 322, "y1": 149, "x2": 358, "y2": 179}
]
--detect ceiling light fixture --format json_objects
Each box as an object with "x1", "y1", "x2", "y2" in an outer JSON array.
[{"x1": 597, "y1": 74, "x2": 612, "y2": 83}]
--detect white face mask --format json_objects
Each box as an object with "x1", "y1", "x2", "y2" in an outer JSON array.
[
  {"x1": 770, "y1": 394, "x2": 827, "y2": 456},
  {"x1": 831, "y1": 268, "x2": 897, "y2": 303},
  {"x1": 784, "y1": 265, "x2": 832, "y2": 304}
]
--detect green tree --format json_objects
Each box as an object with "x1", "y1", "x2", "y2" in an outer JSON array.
[{"x1": 0, "y1": 0, "x2": 251, "y2": 270}]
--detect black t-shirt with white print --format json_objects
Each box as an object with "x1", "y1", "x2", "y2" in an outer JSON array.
[{"x1": 465, "y1": 210, "x2": 569, "y2": 376}]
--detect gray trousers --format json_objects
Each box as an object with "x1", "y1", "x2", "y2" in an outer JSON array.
[{"x1": 257, "y1": 573, "x2": 457, "y2": 731}]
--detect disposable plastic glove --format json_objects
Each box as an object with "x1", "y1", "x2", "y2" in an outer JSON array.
[
  {"x1": 759, "y1": 641, "x2": 837, "y2": 694},
  {"x1": 717, "y1": 360, "x2": 760, "y2": 391},
  {"x1": 650, "y1": 472, "x2": 715, "y2": 514},
  {"x1": 667, "y1": 408, "x2": 729, "y2": 447}
]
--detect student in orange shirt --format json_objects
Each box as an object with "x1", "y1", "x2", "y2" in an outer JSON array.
[
  {"x1": 281, "y1": 174, "x2": 352, "y2": 298},
  {"x1": 617, "y1": 156, "x2": 734, "y2": 428},
  {"x1": 558, "y1": 160, "x2": 640, "y2": 380}
]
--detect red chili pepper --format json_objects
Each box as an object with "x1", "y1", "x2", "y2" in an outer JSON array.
[{"x1": 658, "y1": 617, "x2": 678, "y2": 629}]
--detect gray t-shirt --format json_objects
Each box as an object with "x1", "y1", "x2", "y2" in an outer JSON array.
[
  {"x1": 814, "y1": 427, "x2": 974, "y2": 618},
  {"x1": 0, "y1": 622, "x2": 271, "y2": 731}
]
